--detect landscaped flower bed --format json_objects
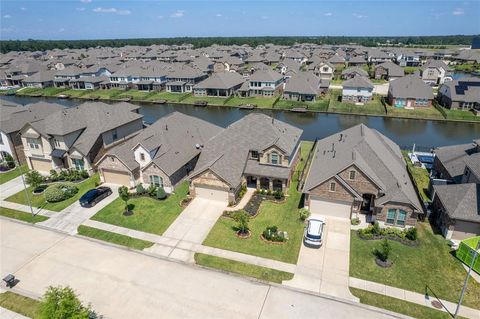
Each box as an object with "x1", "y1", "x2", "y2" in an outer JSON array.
[
  {"x1": 357, "y1": 222, "x2": 418, "y2": 246},
  {"x1": 224, "y1": 191, "x2": 285, "y2": 218}
]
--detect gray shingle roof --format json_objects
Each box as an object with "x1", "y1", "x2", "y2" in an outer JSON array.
[
  {"x1": 374, "y1": 61, "x2": 405, "y2": 77},
  {"x1": 0, "y1": 102, "x2": 65, "y2": 134},
  {"x1": 194, "y1": 72, "x2": 244, "y2": 90},
  {"x1": 192, "y1": 113, "x2": 302, "y2": 188},
  {"x1": 303, "y1": 124, "x2": 422, "y2": 212},
  {"x1": 388, "y1": 75, "x2": 434, "y2": 99},
  {"x1": 434, "y1": 142, "x2": 479, "y2": 183},
  {"x1": 433, "y1": 183, "x2": 480, "y2": 222},
  {"x1": 284, "y1": 72, "x2": 321, "y2": 95},
  {"x1": 249, "y1": 69, "x2": 283, "y2": 82},
  {"x1": 342, "y1": 75, "x2": 374, "y2": 89}
]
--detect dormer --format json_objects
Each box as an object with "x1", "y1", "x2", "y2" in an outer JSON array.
[
  {"x1": 259, "y1": 145, "x2": 288, "y2": 167},
  {"x1": 133, "y1": 144, "x2": 154, "y2": 168}
]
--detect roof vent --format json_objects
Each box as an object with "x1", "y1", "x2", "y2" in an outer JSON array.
[{"x1": 195, "y1": 143, "x2": 202, "y2": 149}]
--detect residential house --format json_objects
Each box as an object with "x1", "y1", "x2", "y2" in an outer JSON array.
[
  {"x1": 387, "y1": 75, "x2": 434, "y2": 108},
  {"x1": 437, "y1": 77, "x2": 480, "y2": 111},
  {"x1": 109, "y1": 65, "x2": 168, "y2": 91},
  {"x1": 367, "y1": 49, "x2": 392, "y2": 64},
  {"x1": 193, "y1": 72, "x2": 245, "y2": 97},
  {"x1": 243, "y1": 69, "x2": 284, "y2": 97},
  {"x1": 396, "y1": 51, "x2": 421, "y2": 67},
  {"x1": 165, "y1": 65, "x2": 207, "y2": 93},
  {"x1": 302, "y1": 124, "x2": 423, "y2": 226},
  {"x1": 96, "y1": 112, "x2": 222, "y2": 191},
  {"x1": 341, "y1": 67, "x2": 369, "y2": 80},
  {"x1": 419, "y1": 60, "x2": 453, "y2": 86},
  {"x1": 342, "y1": 76, "x2": 374, "y2": 104},
  {"x1": 189, "y1": 113, "x2": 303, "y2": 204},
  {"x1": 283, "y1": 72, "x2": 328, "y2": 102},
  {"x1": 20, "y1": 102, "x2": 144, "y2": 175},
  {"x1": 309, "y1": 62, "x2": 334, "y2": 80},
  {"x1": 21, "y1": 70, "x2": 56, "y2": 88},
  {"x1": 374, "y1": 61, "x2": 405, "y2": 81},
  {"x1": 347, "y1": 55, "x2": 368, "y2": 67}
]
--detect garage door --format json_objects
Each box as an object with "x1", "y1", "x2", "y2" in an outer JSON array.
[
  {"x1": 102, "y1": 169, "x2": 131, "y2": 186},
  {"x1": 195, "y1": 186, "x2": 229, "y2": 202},
  {"x1": 30, "y1": 158, "x2": 52, "y2": 173},
  {"x1": 309, "y1": 199, "x2": 352, "y2": 219}
]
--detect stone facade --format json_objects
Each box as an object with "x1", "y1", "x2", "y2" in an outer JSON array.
[
  {"x1": 375, "y1": 203, "x2": 417, "y2": 228},
  {"x1": 191, "y1": 169, "x2": 230, "y2": 191},
  {"x1": 308, "y1": 177, "x2": 355, "y2": 204},
  {"x1": 338, "y1": 165, "x2": 380, "y2": 196}
]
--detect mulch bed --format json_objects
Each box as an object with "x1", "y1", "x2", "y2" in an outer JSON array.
[
  {"x1": 375, "y1": 258, "x2": 393, "y2": 268},
  {"x1": 260, "y1": 234, "x2": 288, "y2": 245},
  {"x1": 356, "y1": 231, "x2": 419, "y2": 247},
  {"x1": 236, "y1": 230, "x2": 251, "y2": 239},
  {"x1": 223, "y1": 193, "x2": 285, "y2": 218},
  {"x1": 180, "y1": 197, "x2": 193, "y2": 208}
]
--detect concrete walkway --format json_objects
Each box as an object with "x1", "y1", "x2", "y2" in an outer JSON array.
[
  {"x1": 225, "y1": 187, "x2": 255, "y2": 211},
  {"x1": 0, "y1": 176, "x2": 26, "y2": 200},
  {"x1": 349, "y1": 277, "x2": 479, "y2": 319},
  {"x1": 0, "y1": 200, "x2": 57, "y2": 217},
  {"x1": 0, "y1": 307, "x2": 29, "y2": 319},
  {"x1": 83, "y1": 219, "x2": 297, "y2": 273}
]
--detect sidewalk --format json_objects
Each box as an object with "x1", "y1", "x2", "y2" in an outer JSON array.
[
  {"x1": 83, "y1": 219, "x2": 296, "y2": 273},
  {"x1": 0, "y1": 307, "x2": 29, "y2": 319},
  {"x1": 0, "y1": 200, "x2": 57, "y2": 217},
  {"x1": 349, "y1": 277, "x2": 479, "y2": 319},
  {"x1": 0, "y1": 176, "x2": 26, "y2": 200}
]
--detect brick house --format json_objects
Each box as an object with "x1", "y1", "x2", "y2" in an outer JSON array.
[
  {"x1": 387, "y1": 75, "x2": 434, "y2": 108},
  {"x1": 302, "y1": 124, "x2": 423, "y2": 227}
]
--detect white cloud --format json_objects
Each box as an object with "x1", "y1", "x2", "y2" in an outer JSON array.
[
  {"x1": 452, "y1": 8, "x2": 464, "y2": 15},
  {"x1": 20, "y1": 7, "x2": 26, "y2": 11},
  {"x1": 80, "y1": 0, "x2": 92, "y2": 3},
  {"x1": 93, "y1": 7, "x2": 131, "y2": 15},
  {"x1": 215, "y1": 13, "x2": 222, "y2": 17},
  {"x1": 1, "y1": 26, "x2": 14, "y2": 33},
  {"x1": 324, "y1": 12, "x2": 333, "y2": 16},
  {"x1": 3, "y1": 14, "x2": 12, "y2": 19},
  {"x1": 76, "y1": 7, "x2": 85, "y2": 11},
  {"x1": 352, "y1": 13, "x2": 367, "y2": 19},
  {"x1": 170, "y1": 10, "x2": 184, "y2": 18}
]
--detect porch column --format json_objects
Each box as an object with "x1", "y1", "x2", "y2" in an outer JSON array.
[
  {"x1": 256, "y1": 177, "x2": 260, "y2": 190},
  {"x1": 282, "y1": 180, "x2": 286, "y2": 193},
  {"x1": 269, "y1": 179, "x2": 273, "y2": 191}
]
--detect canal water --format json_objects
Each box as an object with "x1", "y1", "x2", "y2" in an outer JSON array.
[{"x1": 2, "y1": 95, "x2": 479, "y2": 149}]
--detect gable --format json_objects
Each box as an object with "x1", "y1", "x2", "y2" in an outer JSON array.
[
  {"x1": 192, "y1": 168, "x2": 230, "y2": 189},
  {"x1": 339, "y1": 164, "x2": 381, "y2": 195}
]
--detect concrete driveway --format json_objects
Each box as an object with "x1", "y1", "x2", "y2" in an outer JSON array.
[
  {"x1": 0, "y1": 176, "x2": 25, "y2": 200},
  {"x1": 0, "y1": 219, "x2": 402, "y2": 319},
  {"x1": 163, "y1": 197, "x2": 227, "y2": 243},
  {"x1": 285, "y1": 215, "x2": 357, "y2": 302},
  {"x1": 37, "y1": 184, "x2": 119, "y2": 234}
]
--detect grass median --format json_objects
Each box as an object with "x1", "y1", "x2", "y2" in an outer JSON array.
[
  {"x1": 0, "y1": 207, "x2": 49, "y2": 223},
  {"x1": 77, "y1": 225, "x2": 154, "y2": 250}
]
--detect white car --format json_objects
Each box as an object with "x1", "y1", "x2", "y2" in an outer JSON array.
[{"x1": 304, "y1": 218, "x2": 326, "y2": 248}]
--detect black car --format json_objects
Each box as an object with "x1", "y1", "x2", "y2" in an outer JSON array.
[{"x1": 79, "y1": 187, "x2": 112, "y2": 207}]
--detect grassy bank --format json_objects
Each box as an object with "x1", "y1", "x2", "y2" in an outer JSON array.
[
  {"x1": 77, "y1": 225, "x2": 154, "y2": 250},
  {"x1": 0, "y1": 291, "x2": 40, "y2": 318},
  {"x1": 0, "y1": 207, "x2": 49, "y2": 223},
  {"x1": 194, "y1": 253, "x2": 294, "y2": 284}
]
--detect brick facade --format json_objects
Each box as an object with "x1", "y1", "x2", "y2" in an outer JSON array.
[
  {"x1": 339, "y1": 165, "x2": 380, "y2": 196},
  {"x1": 308, "y1": 177, "x2": 355, "y2": 204}
]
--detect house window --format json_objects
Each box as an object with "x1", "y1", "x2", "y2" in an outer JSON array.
[
  {"x1": 112, "y1": 129, "x2": 118, "y2": 140},
  {"x1": 54, "y1": 139, "x2": 61, "y2": 148},
  {"x1": 349, "y1": 170, "x2": 356, "y2": 180},
  {"x1": 27, "y1": 138, "x2": 40, "y2": 149},
  {"x1": 149, "y1": 175, "x2": 163, "y2": 188},
  {"x1": 251, "y1": 151, "x2": 259, "y2": 159},
  {"x1": 72, "y1": 158, "x2": 85, "y2": 171},
  {"x1": 329, "y1": 182, "x2": 336, "y2": 192},
  {"x1": 140, "y1": 153, "x2": 145, "y2": 161},
  {"x1": 270, "y1": 152, "x2": 279, "y2": 165},
  {"x1": 386, "y1": 208, "x2": 407, "y2": 226}
]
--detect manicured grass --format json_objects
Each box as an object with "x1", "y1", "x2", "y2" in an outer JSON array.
[
  {"x1": 274, "y1": 98, "x2": 329, "y2": 112},
  {"x1": 83, "y1": 88, "x2": 124, "y2": 100},
  {"x1": 402, "y1": 151, "x2": 431, "y2": 202},
  {"x1": 224, "y1": 96, "x2": 278, "y2": 108},
  {"x1": 0, "y1": 291, "x2": 40, "y2": 318},
  {"x1": 15, "y1": 87, "x2": 43, "y2": 96},
  {"x1": 116, "y1": 89, "x2": 157, "y2": 101},
  {"x1": 403, "y1": 66, "x2": 420, "y2": 74},
  {"x1": 5, "y1": 174, "x2": 100, "y2": 212},
  {"x1": 182, "y1": 95, "x2": 229, "y2": 106},
  {"x1": 145, "y1": 91, "x2": 191, "y2": 102},
  {"x1": 57, "y1": 89, "x2": 92, "y2": 98},
  {"x1": 350, "y1": 222, "x2": 480, "y2": 309},
  {"x1": 350, "y1": 288, "x2": 459, "y2": 319},
  {"x1": 0, "y1": 164, "x2": 26, "y2": 185},
  {"x1": 77, "y1": 225, "x2": 154, "y2": 250},
  {"x1": 328, "y1": 92, "x2": 386, "y2": 116},
  {"x1": 0, "y1": 207, "x2": 49, "y2": 223},
  {"x1": 443, "y1": 108, "x2": 480, "y2": 122},
  {"x1": 194, "y1": 253, "x2": 294, "y2": 284},
  {"x1": 203, "y1": 141, "x2": 313, "y2": 264},
  {"x1": 91, "y1": 182, "x2": 189, "y2": 235},
  {"x1": 386, "y1": 105, "x2": 445, "y2": 120},
  {"x1": 42, "y1": 87, "x2": 69, "y2": 97}
]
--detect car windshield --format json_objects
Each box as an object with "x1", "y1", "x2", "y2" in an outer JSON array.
[{"x1": 82, "y1": 189, "x2": 98, "y2": 199}]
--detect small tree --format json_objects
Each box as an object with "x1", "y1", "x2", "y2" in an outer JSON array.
[
  {"x1": 25, "y1": 170, "x2": 44, "y2": 190},
  {"x1": 39, "y1": 286, "x2": 91, "y2": 319},
  {"x1": 136, "y1": 183, "x2": 145, "y2": 195},
  {"x1": 375, "y1": 238, "x2": 391, "y2": 262},
  {"x1": 232, "y1": 210, "x2": 250, "y2": 235},
  {"x1": 3, "y1": 153, "x2": 15, "y2": 169},
  {"x1": 299, "y1": 208, "x2": 311, "y2": 221},
  {"x1": 156, "y1": 187, "x2": 167, "y2": 200},
  {"x1": 118, "y1": 186, "x2": 130, "y2": 213}
]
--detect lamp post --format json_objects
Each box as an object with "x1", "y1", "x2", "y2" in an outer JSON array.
[{"x1": 454, "y1": 241, "x2": 480, "y2": 318}]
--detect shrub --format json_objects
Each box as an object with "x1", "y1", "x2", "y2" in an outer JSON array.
[
  {"x1": 405, "y1": 227, "x2": 418, "y2": 241},
  {"x1": 156, "y1": 187, "x2": 167, "y2": 200},
  {"x1": 263, "y1": 225, "x2": 287, "y2": 242},
  {"x1": 136, "y1": 183, "x2": 145, "y2": 195},
  {"x1": 25, "y1": 170, "x2": 45, "y2": 190},
  {"x1": 49, "y1": 169, "x2": 59, "y2": 181},
  {"x1": 118, "y1": 186, "x2": 130, "y2": 212},
  {"x1": 273, "y1": 190, "x2": 284, "y2": 200},
  {"x1": 79, "y1": 170, "x2": 89, "y2": 179},
  {"x1": 147, "y1": 184, "x2": 157, "y2": 196},
  {"x1": 3, "y1": 153, "x2": 15, "y2": 169},
  {"x1": 39, "y1": 286, "x2": 92, "y2": 319},
  {"x1": 232, "y1": 210, "x2": 250, "y2": 235},
  {"x1": 44, "y1": 182, "x2": 78, "y2": 202},
  {"x1": 371, "y1": 222, "x2": 381, "y2": 235},
  {"x1": 374, "y1": 239, "x2": 391, "y2": 262},
  {"x1": 299, "y1": 208, "x2": 311, "y2": 221},
  {"x1": 351, "y1": 217, "x2": 360, "y2": 225}
]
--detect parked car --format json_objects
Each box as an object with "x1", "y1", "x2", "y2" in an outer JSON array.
[
  {"x1": 79, "y1": 187, "x2": 112, "y2": 207},
  {"x1": 304, "y1": 218, "x2": 326, "y2": 248}
]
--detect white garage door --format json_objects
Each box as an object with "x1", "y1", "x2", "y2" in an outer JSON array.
[
  {"x1": 309, "y1": 199, "x2": 352, "y2": 219},
  {"x1": 102, "y1": 169, "x2": 131, "y2": 186},
  {"x1": 195, "y1": 186, "x2": 229, "y2": 202},
  {"x1": 30, "y1": 158, "x2": 52, "y2": 173}
]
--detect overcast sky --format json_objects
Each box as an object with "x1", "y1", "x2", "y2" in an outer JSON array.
[{"x1": 1, "y1": 0, "x2": 479, "y2": 40}]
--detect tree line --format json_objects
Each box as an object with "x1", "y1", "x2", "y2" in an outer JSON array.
[{"x1": 0, "y1": 35, "x2": 477, "y2": 53}]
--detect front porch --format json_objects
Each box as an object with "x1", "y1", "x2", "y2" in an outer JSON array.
[{"x1": 245, "y1": 175, "x2": 286, "y2": 193}]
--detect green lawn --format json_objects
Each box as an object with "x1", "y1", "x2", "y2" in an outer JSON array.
[
  {"x1": 0, "y1": 165, "x2": 26, "y2": 185},
  {"x1": 402, "y1": 151, "x2": 431, "y2": 202},
  {"x1": 56, "y1": 89, "x2": 92, "y2": 98},
  {"x1": 16, "y1": 87, "x2": 43, "y2": 96},
  {"x1": 274, "y1": 98, "x2": 329, "y2": 112},
  {"x1": 386, "y1": 105, "x2": 445, "y2": 120},
  {"x1": 224, "y1": 96, "x2": 278, "y2": 108},
  {"x1": 0, "y1": 207, "x2": 49, "y2": 223},
  {"x1": 90, "y1": 182, "x2": 189, "y2": 235},
  {"x1": 116, "y1": 89, "x2": 158, "y2": 101},
  {"x1": 145, "y1": 91, "x2": 191, "y2": 102},
  {"x1": 77, "y1": 225, "x2": 154, "y2": 250},
  {"x1": 443, "y1": 108, "x2": 480, "y2": 122},
  {"x1": 203, "y1": 141, "x2": 313, "y2": 264},
  {"x1": 0, "y1": 291, "x2": 40, "y2": 318},
  {"x1": 194, "y1": 253, "x2": 294, "y2": 284},
  {"x1": 328, "y1": 92, "x2": 386, "y2": 116},
  {"x1": 5, "y1": 174, "x2": 100, "y2": 212},
  {"x1": 350, "y1": 288, "x2": 460, "y2": 319},
  {"x1": 82, "y1": 89, "x2": 124, "y2": 100},
  {"x1": 350, "y1": 222, "x2": 480, "y2": 309},
  {"x1": 42, "y1": 87, "x2": 69, "y2": 97},
  {"x1": 182, "y1": 95, "x2": 229, "y2": 106}
]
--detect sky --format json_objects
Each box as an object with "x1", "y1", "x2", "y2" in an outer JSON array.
[{"x1": 0, "y1": 0, "x2": 479, "y2": 40}]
